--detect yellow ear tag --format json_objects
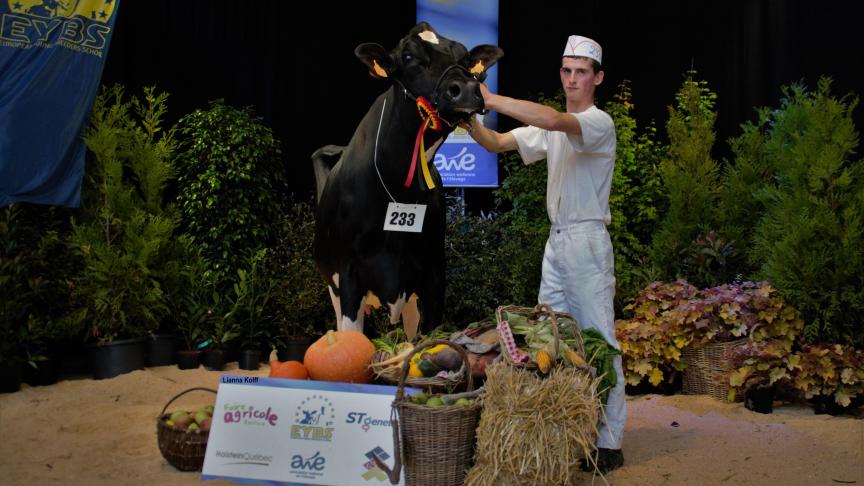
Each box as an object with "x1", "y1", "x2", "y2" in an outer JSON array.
[
  {"x1": 469, "y1": 60, "x2": 485, "y2": 75},
  {"x1": 373, "y1": 60, "x2": 388, "y2": 78}
]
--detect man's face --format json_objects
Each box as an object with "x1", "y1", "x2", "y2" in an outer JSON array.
[{"x1": 560, "y1": 56, "x2": 603, "y2": 105}]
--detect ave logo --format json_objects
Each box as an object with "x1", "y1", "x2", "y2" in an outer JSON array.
[
  {"x1": 291, "y1": 451, "x2": 326, "y2": 471},
  {"x1": 434, "y1": 147, "x2": 475, "y2": 172}
]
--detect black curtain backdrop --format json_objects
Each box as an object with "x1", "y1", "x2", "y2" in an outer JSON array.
[{"x1": 101, "y1": 1, "x2": 863, "y2": 206}]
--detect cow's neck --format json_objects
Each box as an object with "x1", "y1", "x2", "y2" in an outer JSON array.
[{"x1": 362, "y1": 87, "x2": 448, "y2": 187}]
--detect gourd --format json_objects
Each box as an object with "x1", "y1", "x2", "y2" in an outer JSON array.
[
  {"x1": 269, "y1": 360, "x2": 309, "y2": 380},
  {"x1": 408, "y1": 344, "x2": 451, "y2": 377},
  {"x1": 304, "y1": 330, "x2": 375, "y2": 383}
]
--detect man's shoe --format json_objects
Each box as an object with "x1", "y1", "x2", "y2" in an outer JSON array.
[{"x1": 579, "y1": 448, "x2": 624, "y2": 473}]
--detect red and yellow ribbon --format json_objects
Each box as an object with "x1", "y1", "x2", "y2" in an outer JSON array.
[{"x1": 404, "y1": 97, "x2": 442, "y2": 189}]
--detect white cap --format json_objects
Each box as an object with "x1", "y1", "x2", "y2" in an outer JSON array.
[{"x1": 563, "y1": 35, "x2": 602, "y2": 65}]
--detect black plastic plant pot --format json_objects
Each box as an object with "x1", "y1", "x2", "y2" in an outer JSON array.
[
  {"x1": 176, "y1": 350, "x2": 201, "y2": 370},
  {"x1": 810, "y1": 394, "x2": 859, "y2": 416},
  {"x1": 238, "y1": 350, "x2": 261, "y2": 370},
  {"x1": 223, "y1": 341, "x2": 240, "y2": 364},
  {"x1": 87, "y1": 337, "x2": 148, "y2": 380},
  {"x1": 744, "y1": 385, "x2": 774, "y2": 414},
  {"x1": 202, "y1": 349, "x2": 225, "y2": 371},
  {"x1": 147, "y1": 334, "x2": 178, "y2": 367},
  {"x1": 277, "y1": 336, "x2": 313, "y2": 362},
  {"x1": 24, "y1": 356, "x2": 59, "y2": 386},
  {"x1": 0, "y1": 360, "x2": 23, "y2": 393}
]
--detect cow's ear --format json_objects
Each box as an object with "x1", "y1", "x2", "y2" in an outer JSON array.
[
  {"x1": 466, "y1": 45, "x2": 504, "y2": 81},
  {"x1": 355, "y1": 43, "x2": 394, "y2": 79}
]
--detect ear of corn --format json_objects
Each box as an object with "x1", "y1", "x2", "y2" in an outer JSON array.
[
  {"x1": 537, "y1": 350, "x2": 552, "y2": 374},
  {"x1": 563, "y1": 348, "x2": 587, "y2": 368}
]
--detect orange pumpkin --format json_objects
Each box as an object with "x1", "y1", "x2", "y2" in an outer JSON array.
[
  {"x1": 304, "y1": 330, "x2": 375, "y2": 383},
  {"x1": 269, "y1": 360, "x2": 309, "y2": 380}
]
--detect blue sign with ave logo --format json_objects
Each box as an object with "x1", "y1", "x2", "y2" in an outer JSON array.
[{"x1": 418, "y1": 0, "x2": 499, "y2": 188}]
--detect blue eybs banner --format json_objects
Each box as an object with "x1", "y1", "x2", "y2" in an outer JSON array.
[{"x1": 0, "y1": 0, "x2": 120, "y2": 207}]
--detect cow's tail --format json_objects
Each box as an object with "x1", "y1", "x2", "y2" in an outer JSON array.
[{"x1": 311, "y1": 145, "x2": 345, "y2": 204}]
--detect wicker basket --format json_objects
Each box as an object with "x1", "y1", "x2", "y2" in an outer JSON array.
[
  {"x1": 496, "y1": 304, "x2": 586, "y2": 370},
  {"x1": 375, "y1": 340, "x2": 482, "y2": 486},
  {"x1": 156, "y1": 387, "x2": 216, "y2": 471},
  {"x1": 682, "y1": 339, "x2": 746, "y2": 401},
  {"x1": 370, "y1": 342, "x2": 467, "y2": 391}
]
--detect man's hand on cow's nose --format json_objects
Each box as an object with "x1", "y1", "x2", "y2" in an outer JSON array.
[
  {"x1": 479, "y1": 83, "x2": 492, "y2": 101},
  {"x1": 478, "y1": 83, "x2": 498, "y2": 111}
]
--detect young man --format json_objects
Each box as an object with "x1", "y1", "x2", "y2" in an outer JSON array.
[{"x1": 463, "y1": 35, "x2": 625, "y2": 473}]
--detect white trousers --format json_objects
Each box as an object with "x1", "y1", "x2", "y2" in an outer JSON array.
[{"x1": 538, "y1": 220, "x2": 626, "y2": 450}]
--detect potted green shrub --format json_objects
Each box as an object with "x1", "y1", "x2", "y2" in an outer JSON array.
[
  {"x1": 174, "y1": 100, "x2": 287, "y2": 285},
  {"x1": 0, "y1": 204, "x2": 81, "y2": 386},
  {"x1": 169, "y1": 238, "x2": 216, "y2": 370},
  {"x1": 200, "y1": 291, "x2": 239, "y2": 371},
  {"x1": 792, "y1": 344, "x2": 864, "y2": 415},
  {"x1": 617, "y1": 280, "x2": 804, "y2": 401},
  {"x1": 262, "y1": 201, "x2": 330, "y2": 361},
  {"x1": 727, "y1": 340, "x2": 797, "y2": 413},
  {"x1": 1, "y1": 204, "x2": 38, "y2": 392},
  {"x1": 615, "y1": 280, "x2": 699, "y2": 391},
  {"x1": 70, "y1": 85, "x2": 177, "y2": 379},
  {"x1": 231, "y1": 249, "x2": 276, "y2": 370}
]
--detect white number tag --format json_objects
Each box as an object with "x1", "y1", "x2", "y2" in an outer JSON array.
[{"x1": 383, "y1": 202, "x2": 426, "y2": 233}]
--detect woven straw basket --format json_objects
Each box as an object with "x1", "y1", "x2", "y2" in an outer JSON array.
[
  {"x1": 156, "y1": 387, "x2": 216, "y2": 471},
  {"x1": 682, "y1": 338, "x2": 747, "y2": 401},
  {"x1": 496, "y1": 304, "x2": 586, "y2": 370},
  {"x1": 370, "y1": 342, "x2": 468, "y2": 391},
  {"x1": 375, "y1": 340, "x2": 482, "y2": 486}
]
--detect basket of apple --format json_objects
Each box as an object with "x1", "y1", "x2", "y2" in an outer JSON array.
[{"x1": 156, "y1": 387, "x2": 217, "y2": 471}]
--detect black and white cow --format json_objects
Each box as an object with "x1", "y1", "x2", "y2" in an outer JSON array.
[{"x1": 312, "y1": 22, "x2": 503, "y2": 339}]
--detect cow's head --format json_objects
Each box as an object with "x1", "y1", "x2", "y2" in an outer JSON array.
[{"x1": 355, "y1": 22, "x2": 504, "y2": 126}]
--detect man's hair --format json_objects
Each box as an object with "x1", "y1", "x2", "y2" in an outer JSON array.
[{"x1": 563, "y1": 55, "x2": 601, "y2": 73}]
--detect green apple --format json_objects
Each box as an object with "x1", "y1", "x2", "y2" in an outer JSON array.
[
  {"x1": 170, "y1": 411, "x2": 192, "y2": 427},
  {"x1": 188, "y1": 423, "x2": 200, "y2": 433},
  {"x1": 195, "y1": 410, "x2": 210, "y2": 424},
  {"x1": 202, "y1": 404, "x2": 214, "y2": 414}
]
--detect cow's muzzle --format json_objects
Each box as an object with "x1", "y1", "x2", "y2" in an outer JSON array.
[{"x1": 432, "y1": 65, "x2": 487, "y2": 125}]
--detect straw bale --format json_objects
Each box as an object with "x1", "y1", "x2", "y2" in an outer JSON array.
[{"x1": 465, "y1": 362, "x2": 601, "y2": 485}]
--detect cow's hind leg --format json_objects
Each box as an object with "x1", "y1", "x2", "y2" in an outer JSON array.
[{"x1": 400, "y1": 294, "x2": 420, "y2": 341}]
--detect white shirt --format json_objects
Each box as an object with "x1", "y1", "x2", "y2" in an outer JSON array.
[{"x1": 510, "y1": 105, "x2": 616, "y2": 226}]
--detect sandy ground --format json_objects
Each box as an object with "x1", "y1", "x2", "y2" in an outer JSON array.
[{"x1": 0, "y1": 364, "x2": 862, "y2": 486}]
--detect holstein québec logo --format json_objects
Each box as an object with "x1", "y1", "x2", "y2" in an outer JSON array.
[
  {"x1": 292, "y1": 394, "x2": 335, "y2": 441},
  {"x1": 1, "y1": 0, "x2": 117, "y2": 56},
  {"x1": 222, "y1": 402, "x2": 279, "y2": 427}
]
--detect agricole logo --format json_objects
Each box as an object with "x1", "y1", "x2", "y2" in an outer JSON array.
[{"x1": 222, "y1": 402, "x2": 279, "y2": 427}]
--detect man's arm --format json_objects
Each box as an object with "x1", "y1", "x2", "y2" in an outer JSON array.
[
  {"x1": 463, "y1": 117, "x2": 517, "y2": 153},
  {"x1": 481, "y1": 84, "x2": 583, "y2": 136}
]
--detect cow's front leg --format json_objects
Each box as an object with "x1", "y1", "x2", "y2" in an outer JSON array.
[
  {"x1": 326, "y1": 281, "x2": 342, "y2": 331},
  {"x1": 337, "y1": 272, "x2": 366, "y2": 333}
]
